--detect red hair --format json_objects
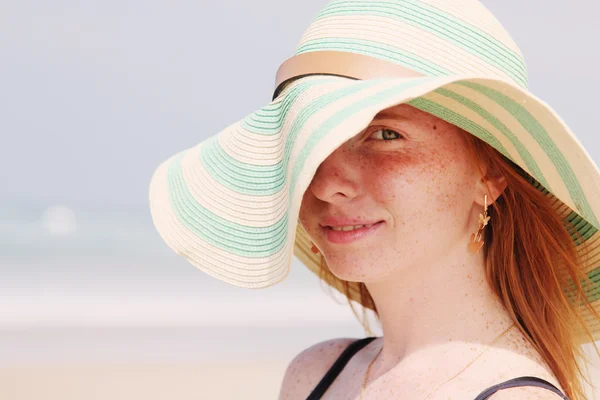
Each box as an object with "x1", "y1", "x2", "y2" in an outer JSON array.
[{"x1": 315, "y1": 129, "x2": 600, "y2": 400}]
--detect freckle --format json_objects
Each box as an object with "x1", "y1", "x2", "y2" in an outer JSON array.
[{"x1": 433, "y1": 125, "x2": 437, "y2": 130}]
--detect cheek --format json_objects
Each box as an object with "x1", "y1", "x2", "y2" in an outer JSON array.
[
  {"x1": 429, "y1": 147, "x2": 475, "y2": 214},
  {"x1": 363, "y1": 149, "x2": 426, "y2": 199},
  {"x1": 367, "y1": 147, "x2": 474, "y2": 223},
  {"x1": 298, "y1": 191, "x2": 316, "y2": 231}
]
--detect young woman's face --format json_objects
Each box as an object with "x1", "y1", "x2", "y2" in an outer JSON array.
[{"x1": 298, "y1": 103, "x2": 483, "y2": 282}]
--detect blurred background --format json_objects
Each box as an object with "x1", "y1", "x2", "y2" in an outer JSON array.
[{"x1": 1, "y1": 0, "x2": 599, "y2": 399}]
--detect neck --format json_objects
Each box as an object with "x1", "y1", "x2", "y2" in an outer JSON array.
[{"x1": 365, "y1": 242, "x2": 514, "y2": 370}]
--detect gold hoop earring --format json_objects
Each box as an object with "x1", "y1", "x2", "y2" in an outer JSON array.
[
  {"x1": 468, "y1": 194, "x2": 491, "y2": 254},
  {"x1": 310, "y1": 243, "x2": 320, "y2": 254}
]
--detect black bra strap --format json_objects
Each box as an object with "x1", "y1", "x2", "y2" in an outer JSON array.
[
  {"x1": 306, "y1": 338, "x2": 569, "y2": 400},
  {"x1": 306, "y1": 337, "x2": 377, "y2": 400},
  {"x1": 474, "y1": 376, "x2": 569, "y2": 399}
]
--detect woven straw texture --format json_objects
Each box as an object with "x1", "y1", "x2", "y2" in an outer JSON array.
[{"x1": 148, "y1": 0, "x2": 600, "y2": 340}]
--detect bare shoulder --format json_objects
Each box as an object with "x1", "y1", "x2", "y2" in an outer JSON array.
[
  {"x1": 487, "y1": 386, "x2": 567, "y2": 400},
  {"x1": 278, "y1": 337, "x2": 357, "y2": 400}
]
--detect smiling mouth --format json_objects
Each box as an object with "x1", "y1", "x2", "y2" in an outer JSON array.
[
  {"x1": 321, "y1": 221, "x2": 385, "y2": 244},
  {"x1": 325, "y1": 222, "x2": 381, "y2": 231}
]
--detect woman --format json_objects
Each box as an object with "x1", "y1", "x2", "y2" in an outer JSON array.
[
  {"x1": 148, "y1": 0, "x2": 600, "y2": 399},
  {"x1": 284, "y1": 101, "x2": 594, "y2": 399}
]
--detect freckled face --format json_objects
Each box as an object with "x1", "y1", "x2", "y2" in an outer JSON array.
[{"x1": 298, "y1": 104, "x2": 481, "y2": 282}]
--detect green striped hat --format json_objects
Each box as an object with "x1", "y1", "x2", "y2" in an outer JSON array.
[{"x1": 149, "y1": 0, "x2": 600, "y2": 339}]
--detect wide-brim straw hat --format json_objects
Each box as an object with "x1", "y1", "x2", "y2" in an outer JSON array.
[{"x1": 149, "y1": 0, "x2": 600, "y2": 340}]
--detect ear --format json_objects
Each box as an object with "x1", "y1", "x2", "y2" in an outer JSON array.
[{"x1": 474, "y1": 174, "x2": 507, "y2": 208}]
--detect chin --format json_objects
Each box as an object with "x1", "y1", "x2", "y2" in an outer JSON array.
[
  {"x1": 324, "y1": 250, "x2": 410, "y2": 284},
  {"x1": 323, "y1": 257, "x2": 375, "y2": 283}
]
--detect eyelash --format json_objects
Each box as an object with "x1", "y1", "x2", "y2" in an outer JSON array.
[{"x1": 367, "y1": 127, "x2": 405, "y2": 142}]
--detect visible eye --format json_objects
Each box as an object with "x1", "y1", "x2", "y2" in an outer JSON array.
[{"x1": 367, "y1": 127, "x2": 405, "y2": 142}]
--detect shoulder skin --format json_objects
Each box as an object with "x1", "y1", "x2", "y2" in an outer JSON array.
[{"x1": 278, "y1": 337, "x2": 356, "y2": 400}]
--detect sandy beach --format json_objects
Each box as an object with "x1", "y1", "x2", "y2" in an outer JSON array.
[{"x1": 3, "y1": 360, "x2": 288, "y2": 400}]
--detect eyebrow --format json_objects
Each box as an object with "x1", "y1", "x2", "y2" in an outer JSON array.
[{"x1": 372, "y1": 111, "x2": 408, "y2": 121}]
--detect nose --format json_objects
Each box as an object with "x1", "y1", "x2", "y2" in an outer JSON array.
[{"x1": 308, "y1": 140, "x2": 361, "y2": 204}]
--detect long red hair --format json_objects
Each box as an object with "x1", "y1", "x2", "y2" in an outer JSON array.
[{"x1": 315, "y1": 128, "x2": 600, "y2": 400}]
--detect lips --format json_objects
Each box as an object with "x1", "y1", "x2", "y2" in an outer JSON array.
[
  {"x1": 325, "y1": 222, "x2": 378, "y2": 231},
  {"x1": 321, "y1": 220, "x2": 385, "y2": 244},
  {"x1": 320, "y1": 217, "x2": 384, "y2": 229}
]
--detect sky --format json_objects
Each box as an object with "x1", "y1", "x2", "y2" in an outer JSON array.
[{"x1": 1, "y1": 0, "x2": 600, "y2": 211}]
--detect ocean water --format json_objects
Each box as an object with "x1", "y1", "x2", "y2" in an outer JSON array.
[{"x1": 0, "y1": 204, "x2": 370, "y2": 368}]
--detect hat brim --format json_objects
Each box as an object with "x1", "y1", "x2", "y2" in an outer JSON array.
[{"x1": 149, "y1": 74, "x2": 600, "y2": 340}]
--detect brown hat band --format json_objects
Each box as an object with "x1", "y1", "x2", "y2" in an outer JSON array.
[{"x1": 273, "y1": 51, "x2": 425, "y2": 100}]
